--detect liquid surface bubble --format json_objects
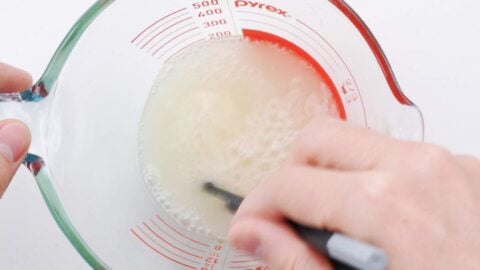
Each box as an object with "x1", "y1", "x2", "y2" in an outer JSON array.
[{"x1": 139, "y1": 37, "x2": 339, "y2": 239}]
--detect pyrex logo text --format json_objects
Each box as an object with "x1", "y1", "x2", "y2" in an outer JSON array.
[{"x1": 235, "y1": 1, "x2": 288, "y2": 17}]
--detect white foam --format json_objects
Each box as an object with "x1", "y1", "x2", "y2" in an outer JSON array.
[{"x1": 139, "y1": 38, "x2": 339, "y2": 239}]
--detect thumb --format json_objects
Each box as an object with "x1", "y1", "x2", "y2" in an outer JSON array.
[
  {"x1": 229, "y1": 217, "x2": 333, "y2": 270},
  {"x1": 0, "y1": 120, "x2": 31, "y2": 198},
  {"x1": 0, "y1": 62, "x2": 33, "y2": 93}
]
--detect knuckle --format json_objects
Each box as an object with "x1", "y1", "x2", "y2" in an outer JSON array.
[
  {"x1": 424, "y1": 144, "x2": 451, "y2": 161},
  {"x1": 457, "y1": 154, "x2": 480, "y2": 172},
  {"x1": 292, "y1": 132, "x2": 319, "y2": 165},
  {"x1": 354, "y1": 172, "x2": 393, "y2": 205},
  {"x1": 291, "y1": 118, "x2": 343, "y2": 165},
  {"x1": 415, "y1": 144, "x2": 454, "y2": 171}
]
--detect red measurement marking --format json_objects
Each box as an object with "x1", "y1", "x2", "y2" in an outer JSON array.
[
  {"x1": 242, "y1": 29, "x2": 346, "y2": 120},
  {"x1": 148, "y1": 22, "x2": 196, "y2": 53},
  {"x1": 131, "y1": 228, "x2": 196, "y2": 269},
  {"x1": 156, "y1": 214, "x2": 211, "y2": 247},
  {"x1": 162, "y1": 36, "x2": 206, "y2": 62},
  {"x1": 239, "y1": 13, "x2": 338, "y2": 74},
  {"x1": 136, "y1": 13, "x2": 189, "y2": 46},
  {"x1": 329, "y1": 0, "x2": 413, "y2": 106},
  {"x1": 296, "y1": 18, "x2": 367, "y2": 124},
  {"x1": 237, "y1": 9, "x2": 339, "y2": 67},
  {"x1": 152, "y1": 27, "x2": 200, "y2": 56},
  {"x1": 295, "y1": 19, "x2": 345, "y2": 67},
  {"x1": 141, "y1": 16, "x2": 194, "y2": 49},
  {"x1": 240, "y1": 18, "x2": 334, "y2": 72},
  {"x1": 137, "y1": 226, "x2": 200, "y2": 265},
  {"x1": 150, "y1": 218, "x2": 207, "y2": 254},
  {"x1": 144, "y1": 222, "x2": 203, "y2": 259},
  {"x1": 131, "y1": 8, "x2": 188, "y2": 43}
]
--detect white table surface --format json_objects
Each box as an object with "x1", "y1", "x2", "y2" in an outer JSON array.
[{"x1": 1, "y1": 0, "x2": 479, "y2": 269}]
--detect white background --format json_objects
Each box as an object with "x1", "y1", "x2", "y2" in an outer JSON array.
[{"x1": 1, "y1": 0, "x2": 479, "y2": 269}]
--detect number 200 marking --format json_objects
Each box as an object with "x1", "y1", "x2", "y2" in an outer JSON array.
[{"x1": 208, "y1": 31, "x2": 231, "y2": 39}]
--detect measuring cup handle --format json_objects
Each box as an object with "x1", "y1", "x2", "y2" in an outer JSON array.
[
  {"x1": 1, "y1": 0, "x2": 114, "y2": 159},
  {"x1": 0, "y1": 81, "x2": 49, "y2": 162},
  {"x1": 0, "y1": 2, "x2": 114, "y2": 268},
  {"x1": 0, "y1": 83, "x2": 109, "y2": 269}
]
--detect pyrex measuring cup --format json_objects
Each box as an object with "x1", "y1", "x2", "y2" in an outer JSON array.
[{"x1": 0, "y1": 0, "x2": 424, "y2": 269}]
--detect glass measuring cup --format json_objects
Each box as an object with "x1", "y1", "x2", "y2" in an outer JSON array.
[{"x1": 0, "y1": 0, "x2": 424, "y2": 269}]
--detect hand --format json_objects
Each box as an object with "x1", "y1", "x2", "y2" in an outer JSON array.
[
  {"x1": 229, "y1": 117, "x2": 480, "y2": 270},
  {"x1": 0, "y1": 62, "x2": 32, "y2": 199}
]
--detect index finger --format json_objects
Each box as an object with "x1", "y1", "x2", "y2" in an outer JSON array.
[
  {"x1": 231, "y1": 165, "x2": 392, "y2": 242},
  {"x1": 290, "y1": 117, "x2": 406, "y2": 170},
  {"x1": 0, "y1": 62, "x2": 32, "y2": 93}
]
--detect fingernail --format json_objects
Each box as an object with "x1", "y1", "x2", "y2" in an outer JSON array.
[
  {"x1": 0, "y1": 122, "x2": 30, "y2": 162},
  {"x1": 234, "y1": 237, "x2": 263, "y2": 257},
  {"x1": 230, "y1": 229, "x2": 263, "y2": 257}
]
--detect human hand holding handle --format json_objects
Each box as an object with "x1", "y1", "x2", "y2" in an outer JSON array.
[
  {"x1": 229, "y1": 117, "x2": 480, "y2": 270},
  {"x1": 0, "y1": 62, "x2": 32, "y2": 199}
]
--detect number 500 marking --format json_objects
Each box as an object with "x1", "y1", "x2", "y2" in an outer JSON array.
[{"x1": 192, "y1": 0, "x2": 219, "y2": 9}]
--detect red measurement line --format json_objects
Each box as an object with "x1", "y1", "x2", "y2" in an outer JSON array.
[
  {"x1": 137, "y1": 226, "x2": 200, "y2": 265},
  {"x1": 152, "y1": 27, "x2": 200, "y2": 56},
  {"x1": 238, "y1": 10, "x2": 339, "y2": 67},
  {"x1": 131, "y1": 8, "x2": 187, "y2": 43},
  {"x1": 242, "y1": 28, "x2": 347, "y2": 120},
  {"x1": 141, "y1": 16, "x2": 194, "y2": 49},
  {"x1": 294, "y1": 18, "x2": 344, "y2": 67},
  {"x1": 150, "y1": 218, "x2": 207, "y2": 254},
  {"x1": 163, "y1": 36, "x2": 206, "y2": 62},
  {"x1": 329, "y1": 0, "x2": 413, "y2": 106},
  {"x1": 136, "y1": 12, "x2": 189, "y2": 46},
  {"x1": 144, "y1": 222, "x2": 203, "y2": 259},
  {"x1": 296, "y1": 18, "x2": 368, "y2": 125},
  {"x1": 131, "y1": 228, "x2": 196, "y2": 270},
  {"x1": 156, "y1": 214, "x2": 210, "y2": 247},
  {"x1": 147, "y1": 22, "x2": 196, "y2": 53},
  {"x1": 239, "y1": 18, "x2": 334, "y2": 72}
]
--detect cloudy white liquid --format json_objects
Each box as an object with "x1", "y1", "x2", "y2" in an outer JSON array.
[{"x1": 139, "y1": 38, "x2": 339, "y2": 239}]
